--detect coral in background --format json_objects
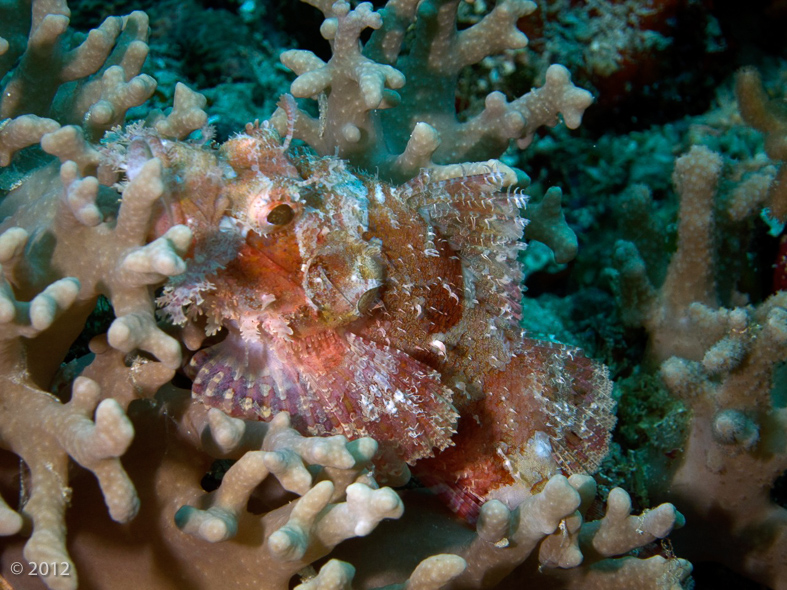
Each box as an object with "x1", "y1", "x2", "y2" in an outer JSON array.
[
  {"x1": 612, "y1": 142, "x2": 787, "y2": 588},
  {"x1": 736, "y1": 67, "x2": 787, "y2": 224},
  {"x1": 511, "y1": 0, "x2": 733, "y2": 136},
  {"x1": 521, "y1": 0, "x2": 678, "y2": 81}
]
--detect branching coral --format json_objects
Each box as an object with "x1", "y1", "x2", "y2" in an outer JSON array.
[
  {"x1": 272, "y1": 0, "x2": 592, "y2": 184},
  {"x1": 613, "y1": 143, "x2": 787, "y2": 588},
  {"x1": 0, "y1": 256, "x2": 136, "y2": 590},
  {"x1": 735, "y1": 67, "x2": 787, "y2": 224}
]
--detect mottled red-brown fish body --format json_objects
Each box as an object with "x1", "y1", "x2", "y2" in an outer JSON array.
[
  {"x1": 417, "y1": 340, "x2": 614, "y2": 521},
  {"x1": 156, "y1": 121, "x2": 615, "y2": 514}
]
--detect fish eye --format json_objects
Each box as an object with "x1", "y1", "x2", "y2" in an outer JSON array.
[
  {"x1": 266, "y1": 203, "x2": 295, "y2": 226},
  {"x1": 357, "y1": 286, "x2": 381, "y2": 314}
]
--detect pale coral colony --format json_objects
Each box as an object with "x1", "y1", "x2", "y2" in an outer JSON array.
[{"x1": 0, "y1": 0, "x2": 785, "y2": 590}]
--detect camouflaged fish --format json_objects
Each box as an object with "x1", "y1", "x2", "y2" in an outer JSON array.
[{"x1": 124, "y1": 117, "x2": 614, "y2": 520}]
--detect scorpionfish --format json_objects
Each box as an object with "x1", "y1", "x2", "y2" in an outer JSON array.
[{"x1": 134, "y1": 118, "x2": 615, "y2": 521}]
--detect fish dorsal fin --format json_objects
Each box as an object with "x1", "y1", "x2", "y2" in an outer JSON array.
[{"x1": 402, "y1": 170, "x2": 527, "y2": 328}]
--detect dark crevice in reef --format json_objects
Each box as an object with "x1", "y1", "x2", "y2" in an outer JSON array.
[{"x1": 772, "y1": 469, "x2": 787, "y2": 509}]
